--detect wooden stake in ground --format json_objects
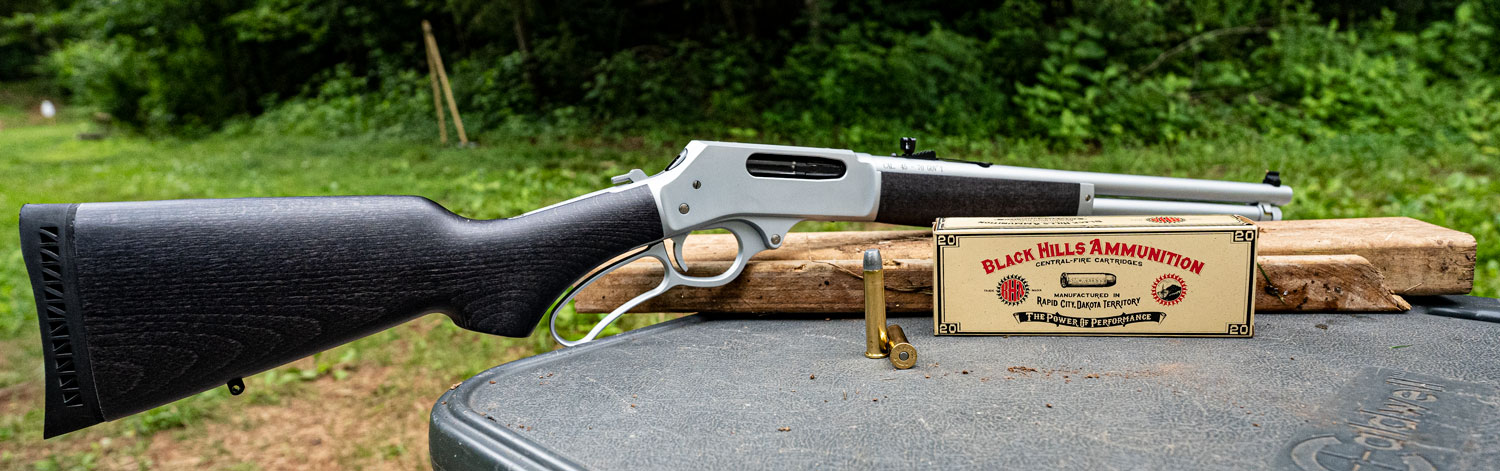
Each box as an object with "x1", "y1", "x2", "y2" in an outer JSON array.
[
  {"x1": 423, "y1": 23, "x2": 448, "y2": 145},
  {"x1": 422, "y1": 20, "x2": 468, "y2": 145}
]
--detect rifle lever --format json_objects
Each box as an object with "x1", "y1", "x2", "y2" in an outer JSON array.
[{"x1": 548, "y1": 220, "x2": 775, "y2": 346}]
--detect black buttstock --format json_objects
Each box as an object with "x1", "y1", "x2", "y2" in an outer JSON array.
[{"x1": 19, "y1": 188, "x2": 662, "y2": 437}]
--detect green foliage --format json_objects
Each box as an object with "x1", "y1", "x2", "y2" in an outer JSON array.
[
  {"x1": 1416, "y1": 2, "x2": 1496, "y2": 77},
  {"x1": 768, "y1": 23, "x2": 1000, "y2": 140},
  {"x1": 30, "y1": 452, "x2": 97, "y2": 471},
  {"x1": 40, "y1": 1, "x2": 245, "y2": 134},
  {"x1": 127, "y1": 398, "x2": 214, "y2": 436},
  {"x1": 225, "y1": 65, "x2": 433, "y2": 138},
  {"x1": 451, "y1": 52, "x2": 536, "y2": 131},
  {"x1": 0, "y1": 0, "x2": 72, "y2": 80},
  {"x1": 1224, "y1": 6, "x2": 1500, "y2": 154},
  {"x1": 9, "y1": 0, "x2": 1500, "y2": 146},
  {"x1": 586, "y1": 42, "x2": 713, "y2": 122},
  {"x1": 47, "y1": 40, "x2": 142, "y2": 125},
  {"x1": 23, "y1": 0, "x2": 435, "y2": 133},
  {"x1": 262, "y1": 349, "x2": 358, "y2": 384}
]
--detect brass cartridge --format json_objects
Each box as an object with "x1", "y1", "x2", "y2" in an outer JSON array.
[
  {"x1": 864, "y1": 249, "x2": 887, "y2": 359},
  {"x1": 866, "y1": 249, "x2": 919, "y2": 368},
  {"x1": 885, "y1": 324, "x2": 917, "y2": 369}
]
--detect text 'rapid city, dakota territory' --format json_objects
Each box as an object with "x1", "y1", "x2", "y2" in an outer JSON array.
[{"x1": 979, "y1": 239, "x2": 1206, "y2": 275}]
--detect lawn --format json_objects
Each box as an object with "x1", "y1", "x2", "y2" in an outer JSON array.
[{"x1": 0, "y1": 110, "x2": 1495, "y2": 469}]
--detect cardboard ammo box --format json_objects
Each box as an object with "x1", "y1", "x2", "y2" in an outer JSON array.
[{"x1": 933, "y1": 215, "x2": 1257, "y2": 337}]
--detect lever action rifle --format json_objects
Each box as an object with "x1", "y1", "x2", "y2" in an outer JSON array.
[{"x1": 20, "y1": 138, "x2": 1292, "y2": 437}]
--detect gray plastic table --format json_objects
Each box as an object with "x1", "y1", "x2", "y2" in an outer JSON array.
[{"x1": 431, "y1": 296, "x2": 1500, "y2": 470}]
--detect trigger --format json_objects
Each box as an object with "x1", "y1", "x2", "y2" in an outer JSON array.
[{"x1": 669, "y1": 234, "x2": 690, "y2": 274}]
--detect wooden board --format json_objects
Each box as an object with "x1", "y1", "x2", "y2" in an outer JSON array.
[
  {"x1": 1253, "y1": 255, "x2": 1411, "y2": 312},
  {"x1": 574, "y1": 255, "x2": 1409, "y2": 314},
  {"x1": 575, "y1": 218, "x2": 1472, "y2": 314},
  {"x1": 1256, "y1": 218, "x2": 1475, "y2": 295}
]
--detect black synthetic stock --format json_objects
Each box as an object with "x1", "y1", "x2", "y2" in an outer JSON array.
[
  {"x1": 20, "y1": 188, "x2": 662, "y2": 437},
  {"x1": 875, "y1": 172, "x2": 1085, "y2": 226}
]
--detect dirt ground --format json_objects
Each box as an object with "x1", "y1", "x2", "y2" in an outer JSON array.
[
  {"x1": 0, "y1": 317, "x2": 544, "y2": 471},
  {"x1": 140, "y1": 365, "x2": 431, "y2": 470},
  {"x1": 3, "y1": 364, "x2": 436, "y2": 471}
]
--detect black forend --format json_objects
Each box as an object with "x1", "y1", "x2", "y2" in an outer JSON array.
[
  {"x1": 19, "y1": 188, "x2": 661, "y2": 437},
  {"x1": 875, "y1": 172, "x2": 1084, "y2": 227}
]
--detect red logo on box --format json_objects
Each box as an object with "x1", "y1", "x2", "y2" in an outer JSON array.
[
  {"x1": 997, "y1": 275, "x2": 1029, "y2": 306},
  {"x1": 1152, "y1": 274, "x2": 1186, "y2": 306}
]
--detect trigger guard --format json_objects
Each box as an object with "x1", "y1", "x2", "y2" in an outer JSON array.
[
  {"x1": 664, "y1": 221, "x2": 765, "y2": 288},
  {"x1": 669, "y1": 233, "x2": 690, "y2": 274}
]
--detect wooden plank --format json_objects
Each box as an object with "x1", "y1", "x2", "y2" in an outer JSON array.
[
  {"x1": 1254, "y1": 255, "x2": 1410, "y2": 312},
  {"x1": 1255, "y1": 218, "x2": 1475, "y2": 295},
  {"x1": 574, "y1": 255, "x2": 1409, "y2": 313},
  {"x1": 574, "y1": 259, "x2": 932, "y2": 314},
  {"x1": 575, "y1": 218, "x2": 1471, "y2": 313},
  {"x1": 638, "y1": 218, "x2": 1473, "y2": 295},
  {"x1": 670, "y1": 230, "x2": 932, "y2": 262}
]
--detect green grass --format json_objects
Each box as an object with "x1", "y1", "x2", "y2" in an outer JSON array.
[{"x1": 0, "y1": 111, "x2": 1495, "y2": 468}]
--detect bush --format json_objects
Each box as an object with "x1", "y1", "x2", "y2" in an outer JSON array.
[
  {"x1": 226, "y1": 65, "x2": 432, "y2": 138},
  {"x1": 11, "y1": 0, "x2": 1500, "y2": 148},
  {"x1": 451, "y1": 51, "x2": 536, "y2": 132},
  {"x1": 33, "y1": 0, "x2": 436, "y2": 133},
  {"x1": 48, "y1": 39, "x2": 144, "y2": 123},
  {"x1": 766, "y1": 23, "x2": 1002, "y2": 140}
]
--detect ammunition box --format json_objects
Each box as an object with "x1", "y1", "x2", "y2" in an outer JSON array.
[{"x1": 933, "y1": 215, "x2": 1257, "y2": 337}]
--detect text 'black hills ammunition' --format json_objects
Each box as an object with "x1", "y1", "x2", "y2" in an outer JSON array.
[{"x1": 933, "y1": 215, "x2": 1258, "y2": 337}]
